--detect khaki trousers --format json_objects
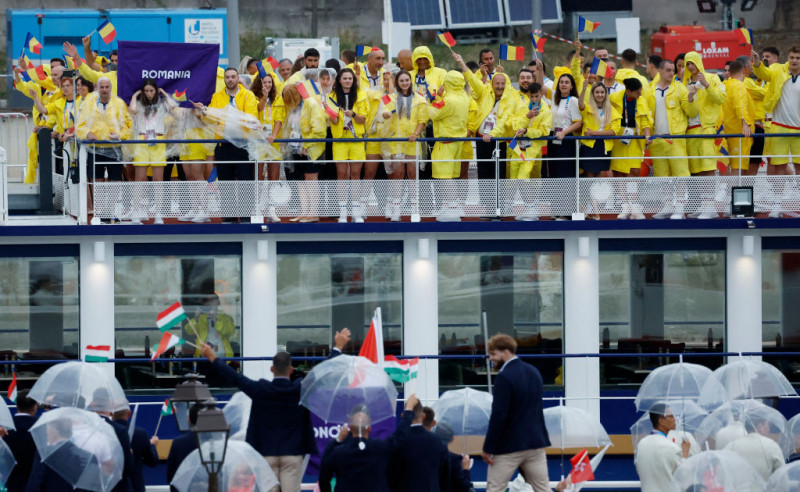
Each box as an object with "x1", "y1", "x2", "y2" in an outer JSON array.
[
  {"x1": 486, "y1": 448, "x2": 549, "y2": 492},
  {"x1": 266, "y1": 455, "x2": 304, "y2": 492}
]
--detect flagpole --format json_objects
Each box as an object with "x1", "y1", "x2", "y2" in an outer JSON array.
[
  {"x1": 153, "y1": 413, "x2": 164, "y2": 438},
  {"x1": 482, "y1": 310, "x2": 492, "y2": 394},
  {"x1": 375, "y1": 307, "x2": 384, "y2": 369}
]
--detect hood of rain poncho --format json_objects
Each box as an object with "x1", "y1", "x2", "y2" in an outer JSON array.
[
  {"x1": 444, "y1": 70, "x2": 466, "y2": 94},
  {"x1": 682, "y1": 52, "x2": 707, "y2": 86},
  {"x1": 412, "y1": 46, "x2": 436, "y2": 71}
]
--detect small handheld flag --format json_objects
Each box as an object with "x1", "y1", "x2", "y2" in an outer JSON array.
[
  {"x1": 381, "y1": 94, "x2": 392, "y2": 105},
  {"x1": 264, "y1": 56, "x2": 280, "y2": 70},
  {"x1": 151, "y1": 332, "x2": 188, "y2": 361},
  {"x1": 207, "y1": 167, "x2": 218, "y2": 183},
  {"x1": 736, "y1": 28, "x2": 753, "y2": 45},
  {"x1": 437, "y1": 31, "x2": 457, "y2": 48},
  {"x1": 172, "y1": 88, "x2": 188, "y2": 102},
  {"x1": 529, "y1": 33, "x2": 547, "y2": 53},
  {"x1": 64, "y1": 54, "x2": 77, "y2": 70},
  {"x1": 569, "y1": 449, "x2": 595, "y2": 483},
  {"x1": 24, "y1": 32, "x2": 43, "y2": 55},
  {"x1": 324, "y1": 103, "x2": 339, "y2": 119},
  {"x1": 508, "y1": 139, "x2": 527, "y2": 162},
  {"x1": 384, "y1": 356, "x2": 419, "y2": 383},
  {"x1": 156, "y1": 302, "x2": 188, "y2": 332},
  {"x1": 22, "y1": 55, "x2": 34, "y2": 69},
  {"x1": 256, "y1": 60, "x2": 269, "y2": 79},
  {"x1": 20, "y1": 70, "x2": 31, "y2": 82},
  {"x1": 27, "y1": 66, "x2": 48, "y2": 82},
  {"x1": 308, "y1": 79, "x2": 320, "y2": 95},
  {"x1": 98, "y1": 21, "x2": 117, "y2": 44},
  {"x1": 355, "y1": 45, "x2": 377, "y2": 57},
  {"x1": 85, "y1": 345, "x2": 112, "y2": 363},
  {"x1": 160, "y1": 399, "x2": 174, "y2": 416},
  {"x1": 590, "y1": 58, "x2": 614, "y2": 78},
  {"x1": 7, "y1": 372, "x2": 17, "y2": 404},
  {"x1": 578, "y1": 16, "x2": 601, "y2": 33},
  {"x1": 358, "y1": 309, "x2": 384, "y2": 366},
  {"x1": 499, "y1": 44, "x2": 525, "y2": 61},
  {"x1": 296, "y1": 82, "x2": 310, "y2": 100}
]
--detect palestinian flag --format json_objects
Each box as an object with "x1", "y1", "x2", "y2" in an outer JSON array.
[
  {"x1": 7, "y1": 372, "x2": 17, "y2": 404},
  {"x1": 384, "y1": 355, "x2": 419, "y2": 383},
  {"x1": 85, "y1": 345, "x2": 111, "y2": 362},
  {"x1": 156, "y1": 302, "x2": 187, "y2": 332},
  {"x1": 160, "y1": 398, "x2": 173, "y2": 416},
  {"x1": 151, "y1": 332, "x2": 186, "y2": 361}
]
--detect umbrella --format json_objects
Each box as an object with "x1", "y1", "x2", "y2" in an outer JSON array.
[
  {"x1": 695, "y1": 399, "x2": 789, "y2": 456},
  {"x1": 782, "y1": 414, "x2": 800, "y2": 458},
  {"x1": 698, "y1": 358, "x2": 796, "y2": 408},
  {"x1": 669, "y1": 450, "x2": 766, "y2": 492},
  {"x1": 635, "y1": 359, "x2": 727, "y2": 412},
  {"x1": 765, "y1": 461, "x2": 800, "y2": 492},
  {"x1": 171, "y1": 440, "x2": 278, "y2": 492},
  {"x1": 29, "y1": 407, "x2": 124, "y2": 492},
  {"x1": 432, "y1": 388, "x2": 492, "y2": 435},
  {"x1": 543, "y1": 403, "x2": 612, "y2": 450},
  {"x1": 630, "y1": 401, "x2": 707, "y2": 454},
  {"x1": 0, "y1": 439, "x2": 15, "y2": 486},
  {"x1": 0, "y1": 398, "x2": 14, "y2": 431},
  {"x1": 300, "y1": 355, "x2": 397, "y2": 425},
  {"x1": 223, "y1": 392, "x2": 252, "y2": 441},
  {"x1": 28, "y1": 362, "x2": 128, "y2": 413}
]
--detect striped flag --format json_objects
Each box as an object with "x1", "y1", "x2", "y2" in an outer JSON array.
[
  {"x1": 264, "y1": 56, "x2": 280, "y2": 70},
  {"x1": 437, "y1": 31, "x2": 457, "y2": 48},
  {"x1": 207, "y1": 167, "x2": 218, "y2": 183},
  {"x1": 172, "y1": 88, "x2": 187, "y2": 102},
  {"x1": 7, "y1": 372, "x2": 17, "y2": 404},
  {"x1": 529, "y1": 33, "x2": 547, "y2": 53},
  {"x1": 151, "y1": 332, "x2": 186, "y2": 361},
  {"x1": 24, "y1": 32, "x2": 42, "y2": 55},
  {"x1": 85, "y1": 345, "x2": 111, "y2": 362},
  {"x1": 508, "y1": 138, "x2": 527, "y2": 162},
  {"x1": 156, "y1": 302, "x2": 187, "y2": 332},
  {"x1": 500, "y1": 44, "x2": 525, "y2": 61},
  {"x1": 297, "y1": 81, "x2": 311, "y2": 100},
  {"x1": 736, "y1": 28, "x2": 753, "y2": 45},
  {"x1": 324, "y1": 102, "x2": 339, "y2": 119},
  {"x1": 27, "y1": 66, "x2": 47, "y2": 82},
  {"x1": 383, "y1": 356, "x2": 419, "y2": 383},
  {"x1": 578, "y1": 16, "x2": 601, "y2": 33},
  {"x1": 256, "y1": 60, "x2": 268, "y2": 79},
  {"x1": 98, "y1": 21, "x2": 117, "y2": 44},
  {"x1": 22, "y1": 55, "x2": 34, "y2": 69},
  {"x1": 160, "y1": 398, "x2": 174, "y2": 416},
  {"x1": 355, "y1": 45, "x2": 377, "y2": 57},
  {"x1": 590, "y1": 58, "x2": 614, "y2": 78},
  {"x1": 358, "y1": 309, "x2": 384, "y2": 367},
  {"x1": 64, "y1": 54, "x2": 77, "y2": 70}
]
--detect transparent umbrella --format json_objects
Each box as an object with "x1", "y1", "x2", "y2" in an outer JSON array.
[
  {"x1": 0, "y1": 439, "x2": 15, "y2": 486},
  {"x1": 630, "y1": 400, "x2": 707, "y2": 454},
  {"x1": 300, "y1": 355, "x2": 397, "y2": 424},
  {"x1": 635, "y1": 358, "x2": 727, "y2": 412},
  {"x1": 782, "y1": 414, "x2": 800, "y2": 459},
  {"x1": 543, "y1": 403, "x2": 612, "y2": 450},
  {"x1": 223, "y1": 392, "x2": 252, "y2": 441},
  {"x1": 695, "y1": 399, "x2": 789, "y2": 456},
  {"x1": 0, "y1": 397, "x2": 14, "y2": 431},
  {"x1": 432, "y1": 388, "x2": 492, "y2": 454},
  {"x1": 28, "y1": 362, "x2": 128, "y2": 413},
  {"x1": 171, "y1": 440, "x2": 278, "y2": 492},
  {"x1": 29, "y1": 407, "x2": 124, "y2": 492},
  {"x1": 765, "y1": 461, "x2": 800, "y2": 492},
  {"x1": 669, "y1": 450, "x2": 766, "y2": 492},
  {"x1": 698, "y1": 358, "x2": 796, "y2": 408}
]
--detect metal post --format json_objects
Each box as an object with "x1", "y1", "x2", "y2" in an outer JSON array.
[
  {"x1": 574, "y1": 139, "x2": 582, "y2": 219},
  {"x1": 531, "y1": 0, "x2": 542, "y2": 33},
  {"x1": 493, "y1": 140, "x2": 500, "y2": 217},
  {"x1": 252, "y1": 158, "x2": 261, "y2": 222},
  {"x1": 79, "y1": 145, "x2": 88, "y2": 225},
  {"x1": 227, "y1": 0, "x2": 241, "y2": 67},
  {"x1": 482, "y1": 310, "x2": 492, "y2": 394},
  {"x1": 37, "y1": 127, "x2": 53, "y2": 213},
  {"x1": 738, "y1": 136, "x2": 743, "y2": 187},
  {"x1": 412, "y1": 142, "x2": 421, "y2": 222}
]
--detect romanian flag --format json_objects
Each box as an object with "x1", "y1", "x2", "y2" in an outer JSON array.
[
  {"x1": 324, "y1": 103, "x2": 339, "y2": 119},
  {"x1": 151, "y1": 332, "x2": 186, "y2": 361},
  {"x1": 355, "y1": 45, "x2": 377, "y2": 57},
  {"x1": 264, "y1": 56, "x2": 280, "y2": 70},
  {"x1": 172, "y1": 88, "x2": 187, "y2": 102},
  {"x1": 500, "y1": 44, "x2": 525, "y2": 61},
  {"x1": 98, "y1": 20, "x2": 117, "y2": 44},
  {"x1": 19, "y1": 70, "x2": 31, "y2": 82},
  {"x1": 7, "y1": 372, "x2": 17, "y2": 404},
  {"x1": 508, "y1": 139, "x2": 527, "y2": 162},
  {"x1": 578, "y1": 16, "x2": 601, "y2": 33},
  {"x1": 308, "y1": 79, "x2": 320, "y2": 95},
  {"x1": 24, "y1": 32, "x2": 42, "y2": 55},
  {"x1": 207, "y1": 167, "x2": 218, "y2": 182},
  {"x1": 156, "y1": 302, "x2": 187, "y2": 332},
  {"x1": 160, "y1": 399, "x2": 174, "y2": 416},
  {"x1": 256, "y1": 60, "x2": 268, "y2": 79},
  {"x1": 437, "y1": 31, "x2": 457, "y2": 48},
  {"x1": 64, "y1": 54, "x2": 77, "y2": 70},
  {"x1": 22, "y1": 55, "x2": 34, "y2": 69},
  {"x1": 297, "y1": 80, "x2": 318, "y2": 100},
  {"x1": 529, "y1": 33, "x2": 547, "y2": 53},
  {"x1": 27, "y1": 66, "x2": 48, "y2": 82},
  {"x1": 590, "y1": 58, "x2": 614, "y2": 78},
  {"x1": 736, "y1": 28, "x2": 753, "y2": 45},
  {"x1": 381, "y1": 94, "x2": 392, "y2": 105},
  {"x1": 85, "y1": 345, "x2": 112, "y2": 363}
]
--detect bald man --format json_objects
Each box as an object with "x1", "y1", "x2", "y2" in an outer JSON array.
[{"x1": 397, "y1": 49, "x2": 414, "y2": 71}]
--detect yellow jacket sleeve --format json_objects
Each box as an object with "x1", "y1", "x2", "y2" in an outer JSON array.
[
  {"x1": 463, "y1": 68, "x2": 490, "y2": 101},
  {"x1": 570, "y1": 55, "x2": 585, "y2": 90},
  {"x1": 490, "y1": 95, "x2": 521, "y2": 138},
  {"x1": 679, "y1": 84, "x2": 698, "y2": 119},
  {"x1": 705, "y1": 76, "x2": 726, "y2": 105},
  {"x1": 752, "y1": 62, "x2": 775, "y2": 82},
  {"x1": 240, "y1": 90, "x2": 259, "y2": 119}
]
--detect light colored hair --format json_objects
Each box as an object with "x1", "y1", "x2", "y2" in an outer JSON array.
[{"x1": 591, "y1": 82, "x2": 612, "y2": 129}]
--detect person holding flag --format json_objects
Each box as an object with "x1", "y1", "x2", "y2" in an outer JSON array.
[
  {"x1": 65, "y1": 39, "x2": 119, "y2": 95},
  {"x1": 250, "y1": 71, "x2": 285, "y2": 223},
  {"x1": 191, "y1": 294, "x2": 237, "y2": 360},
  {"x1": 29, "y1": 75, "x2": 78, "y2": 176},
  {"x1": 646, "y1": 59, "x2": 693, "y2": 178},
  {"x1": 577, "y1": 76, "x2": 620, "y2": 180}
]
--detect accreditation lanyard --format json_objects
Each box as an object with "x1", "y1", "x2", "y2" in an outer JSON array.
[
  {"x1": 63, "y1": 100, "x2": 74, "y2": 130},
  {"x1": 262, "y1": 100, "x2": 272, "y2": 123}
]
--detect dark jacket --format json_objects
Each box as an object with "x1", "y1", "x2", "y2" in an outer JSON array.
[
  {"x1": 128, "y1": 425, "x2": 158, "y2": 492},
  {"x1": 25, "y1": 441, "x2": 99, "y2": 492},
  {"x1": 3, "y1": 413, "x2": 38, "y2": 492},
  {"x1": 166, "y1": 432, "x2": 198, "y2": 492},
  {"x1": 103, "y1": 417, "x2": 136, "y2": 492},
  {"x1": 318, "y1": 411, "x2": 413, "y2": 492},
  {"x1": 390, "y1": 425, "x2": 450, "y2": 492},
  {"x1": 483, "y1": 358, "x2": 550, "y2": 455},
  {"x1": 446, "y1": 451, "x2": 472, "y2": 492}
]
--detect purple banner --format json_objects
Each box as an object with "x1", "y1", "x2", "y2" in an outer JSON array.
[
  {"x1": 117, "y1": 40, "x2": 218, "y2": 108},
  {"x1": 306, "y1": 413, "x2": 397, "y2": 477}
]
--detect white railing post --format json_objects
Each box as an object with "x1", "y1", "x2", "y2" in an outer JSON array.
[
  {"x1": 0, "y1": 145, "x2": 7, "y2": 224},
  {"x1": 493, "y1": 139, "x2": 501, "y2": 217},
  {"x1": 78, "y1": 145, "x2": 88, "y2": 225},
  {"x1": 412, "y1": 141, "x2": 421, "y2": 222},
  {"x1": 573, "y1": 138, "x2": 584, "y2": 220}
]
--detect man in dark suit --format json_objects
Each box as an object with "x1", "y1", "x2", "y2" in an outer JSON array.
[
  {"x1": 167, "y1": 404, "x2": 200, "y2": 492},
  {"x1": 4, "y1": 391, "x2": 39, "y2": 492},
  {"x1": 113, "y1": 406, "x2": 159, "y2": 492},
  {"x1": 318, "y1": 395, "x2": 417, "y2": 492},
  {"x1": 90, "y1": 390, "x2": 135, "y2": 492},
  {"x1": 389, "y1": 401, "x2": 450, "y2": 491},
  {"x1": 201, "y1": 328, "x2": 351, "y2": 492},
  {"x1": 481, "y1": 334, "x2": 551, "y2": 492},
  {"x1": 435, "y1": 422, "x2": 473, "y2": 492},
  {"x1": 25, "y1": 419, "x2": 100, "y2": 492}
]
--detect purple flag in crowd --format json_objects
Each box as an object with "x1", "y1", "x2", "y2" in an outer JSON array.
[
  {"x1": 305, "y1": 413, "x2": 397, "y2": 477},
  {"x1": 117, "y1": 40, "x2": 218, "y2": 108}
]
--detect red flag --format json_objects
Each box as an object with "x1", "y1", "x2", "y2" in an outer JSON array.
[
  {"x1": 324, "y1": 103, "x2": 338, "y2": 119},
  {"x1": 381, "y1": 94, "x2": 392, "y2": 105},
  {"x1": 358, "y1": 312, "x2": 383, "y2": 364},
  {"x1": 265, "y1": 56, "x2": 280, "y2": 70},
  {"x1": 568, "y1": 449, "x2": 594, "y2": 483}
]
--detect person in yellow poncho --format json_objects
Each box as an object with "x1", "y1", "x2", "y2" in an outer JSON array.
[
  {"x1": 646, "y1": 60, "x2": 694, "y2": 178},
  {"x1": 683, "y1": 51, "x2": 726, "y2": 177},
  {"x1": 429, "y1": 71, "x2": 471, "y2": 222},
  {"x1": 738, "y1": 56, "x2": 767, "y2": 177},
  {"x1": 251, "y1": 72, "x2": 285, "y2": 223},
  {"x1": 721, "y1": 60, "x2": 756, "y2": 175},
  {"x1": 193, "y1": 294, "x2": 237, "y2": 360},
  {"x1": 579, "y1": 76, "x2": 621, "y2": 178},
  {"x1": 30, "y1": 76, "x2": 76, "y2": 177},
  {"x1": 410, "y1": 46, "x2": 447, "y2": 97}
]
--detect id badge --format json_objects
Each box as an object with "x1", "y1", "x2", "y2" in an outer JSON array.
[
  {"x1": 621, "y1": 127, "x2": 635, "y2": 145},
  {"x1": 518, "y1": 138, "x2": 532, "y2": 150},
  {"x1": 289, "y1": 130, "x2": 302, "y2": 152},
  {"x1": 146, "y1": 129, "x2": 156, "y2": 146},
  {"x1": 263, "y1": 123, "x2": 273, "y2": 137},
  {"x1": 552, "y1": 127, "x2": 563, "y2": 146}
]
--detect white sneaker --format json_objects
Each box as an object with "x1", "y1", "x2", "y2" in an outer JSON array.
[
  {"x1": 515, "y1": 205, "x2": 539, "y2": 221},
  {"x1": 153, "y1": 216, "x2": 164, "y2": 225},
  {"x1": 653, "y1": 202, "x2": 674, "y2": 220},
  {"x1": 697, "y1": 202, "x2": 718, "y2": 219},
  {"x1": 268, "y1": 206, "x2": 281, "y2": 223},
  {"x1": 670, "y1": 203, "x2": 685, "y2": 220},
  {"x1": 338, "y1": 205, "x2": 348, "y2": 223},
  {"x1": 191, "y1": 215, "x2": 210, "y2": 223},
  {"x1": 768, "y1": 209, "x2": 781, "y2": 218},
  {"x1": 390, "y1": 202, "x2": 401, "y2": 222},
  {"x1": 714, "y1": 184, "x2": 728, "y2": 203},
  {"x1": 178, "y1": 210, "x2": 196, "y2": 222},
  {"x1": 616, "y1": 202, "x2": 631, "y2": 220},
  {"x1": 629, "y1": 203, "x2": 645, "y2": 220}
]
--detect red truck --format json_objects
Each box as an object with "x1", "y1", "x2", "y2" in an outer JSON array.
[{"x1": 650, "y1": 25, "x2": 751, "y2": 70}]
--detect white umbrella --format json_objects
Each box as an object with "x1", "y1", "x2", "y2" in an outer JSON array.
[
  {"x1": 0, "y1": 398, "x2": 14, "y2": 431},
  {"x1": 669, "y1": 450, "x2": 765, "y2": 491},
  {"x1": 635, "y1": 359, "x2": 727, "y2": 412},
  {"x1": 698, "y1": 358, "x2": 796, "y2": 408},
  {"x1": 695, "y1": 399, "x2": 789, "y2": 456},
  {"x1": 630, "y1": 401, "x2": 707, "y2": 454},
  {"x1": 28, "y1": 362, "x2": 128, "y2": 413},
  {"x1": 543, "y1": 404, "x2": 611, "y2": 450},
  {"x1": 765, "y1": 461, "x2": 800, "y2": 492},
  {"x1": 0, "y1": 439, "x2": 15, "y2": 487},
  {"x1": 432, "y1": 388, "x2": 493, "y2": 436},
  {"x1": 782, "y1": 413, "x2": 800, "y2": 458},
  {"x1": 223, "y1": 392, "x2": 252, "y2": 441},
  {"x1": 171, "y1": 440, "x2": 278, "y2": 492}
]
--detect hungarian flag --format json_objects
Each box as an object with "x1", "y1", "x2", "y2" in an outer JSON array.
[
  {"x1": 98, "y1": 20, "x2": 117, "y2": 44},
  {"x1": 500, "y1": 45, "x2": 525, "y2": 61},
  {"x1": 437, "y1": 31, "x2": 457, "y2": 48},
  {"x1": 24, "y1": 32, "x2": 42, "y2": 55},
  {"x1": 156, "y1": 302, "x2": 187, "y2": 332},
  {"x1": 358, "y1": 310, "x2": 384, "y2": 367},
  {"x1": 151, "y1": 332, "x2": 186, "y2": 361},
  {"x1": 384, "y1": 356, "x2": 419, "y2": 383},
  {"x1": 578, "y1": 16, "x2": 601, "y2": 33},
  {"x1": 529, "y1": 33, "x2": 547, "y2": 53},
  {"x1": 569, "y1": 449, "x2": 595, "y2": 483},
  {"x1": 85, "y1": 345, "x2": 111, "y2": 362},
  {"x1": 160, "y1": 398, "x2": 174, "y2": 416},
  {"x1": 172, "y1": 89, "x2": 188, "y2": 102},
  {"x1": 7, "y1": 372, "x2": 17, "y2": 404}
]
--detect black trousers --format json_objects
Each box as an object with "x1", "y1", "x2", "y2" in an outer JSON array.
[
  {"x1": 215, "y1": 142, "x2": 254, "y2": 221},
  {"x1": 475, "y1": 139, "x2": 507, "y2": 179}
]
